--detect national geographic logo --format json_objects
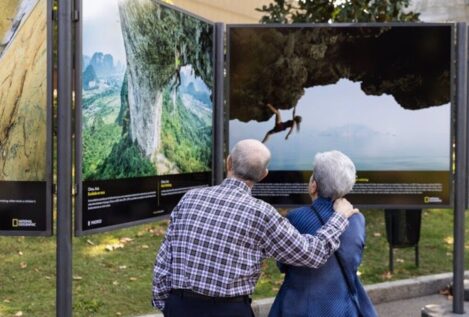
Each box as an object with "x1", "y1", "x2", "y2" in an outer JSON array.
[
  {"x1": 424, "y1": 196, "x2": 443, "y2": 204},
  {"x1": 11, "y1": 218, "x2": 37, "y2": 228}
]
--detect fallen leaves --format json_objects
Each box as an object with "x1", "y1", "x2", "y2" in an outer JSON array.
[
  {"x1": 440, "y1": 285, "x2": 453, "y2": 300},
  {"x1": 148, "y1": 228, "x2": 165, "y2": 237},
  {"x1": 105, "y1": 244, "x2": 124, "y2": 252},
  {"x1": 120, "y1": 237, "x2": 133, "y2": 244},
  {"x1": 382, "y1": 271, "x2": 393, "y2": 280},
  {"x1": 105, "y1": 237, "x2": 133, "y2": 252},
  {"x1": 444, "y1": 236, "x2": 454, "y2": 245}
]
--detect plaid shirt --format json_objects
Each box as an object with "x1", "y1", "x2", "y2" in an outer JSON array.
[{"x1": 152, "y1": 178, "x2": 348, "y2": 310}]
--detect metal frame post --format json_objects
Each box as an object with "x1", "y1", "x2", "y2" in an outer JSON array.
[
  {"x1": 57, "y1": 0, "x2": 73, "y2": 315},
  {"x1": 214, "y1": 22, "x2": 225, "y2": 185},
  {"x1": 453, "y1": 22, "x2": 467, "y2": 314}
]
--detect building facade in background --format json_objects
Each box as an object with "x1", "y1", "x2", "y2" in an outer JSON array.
[
  {"x1": 169, "y1": 0, "x2": 269, "y2": 23},
  {"x1": 409, "y1": 0, "x2": 469, "y2": 22}
]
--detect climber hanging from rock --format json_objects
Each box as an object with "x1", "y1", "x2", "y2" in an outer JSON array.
[{"x1": 261, "y1": 103, "x2": 302, "y2": 143}]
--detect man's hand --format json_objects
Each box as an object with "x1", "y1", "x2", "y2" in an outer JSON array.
[{"x1": 333, "y1": 198, "x2": 359, "y2": 218}]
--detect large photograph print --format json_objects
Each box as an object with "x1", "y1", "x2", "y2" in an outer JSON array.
[
  {"x1": 0, "y1": 0, "x2": 50, "y2": 234},
  {"x1": 79, "y1": 0, "x2": 214, "y2": 233},
  {"x1": 229, "y1": 25, "x2": 452, "y2": 207}
]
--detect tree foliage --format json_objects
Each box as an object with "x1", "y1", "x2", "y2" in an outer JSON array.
[{"x1": 257, "y1": 0, "x2": 420, "y2": 24}]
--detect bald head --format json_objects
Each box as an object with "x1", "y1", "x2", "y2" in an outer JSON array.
[{"x1": 229, "y1": 139, "x2": 271, "y2": 183}]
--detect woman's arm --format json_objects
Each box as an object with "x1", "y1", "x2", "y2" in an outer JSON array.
[{"x1": 285, "y1": 122, "x2": 295, "y2": 139}]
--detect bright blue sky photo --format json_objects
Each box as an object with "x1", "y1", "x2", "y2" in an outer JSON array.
[{"x1": 230, "y1": 79, "x2": 450, "y2": 171}]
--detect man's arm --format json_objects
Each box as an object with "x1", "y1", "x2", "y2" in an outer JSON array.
[
  {"x1": 337, "y1": 212, "x2": 366, "y2": 273},
  {"x1": 259, "y1": 198, "x2": 356, "y2": 268},
  {"x1": 151, "y1": 205, "x2": 179, "y2": 311}
]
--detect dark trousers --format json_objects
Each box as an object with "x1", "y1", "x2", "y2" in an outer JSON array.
[{"x1": 163, "y1": 290, "x2": 255, "y2": 317}]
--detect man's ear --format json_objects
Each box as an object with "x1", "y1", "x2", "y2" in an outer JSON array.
[
  {"x1": 226, "y1": 155, "x2": 232, "y2": 172},
  {"x1": 259, "y1": 168, "x2": 269, "y2": 182}
]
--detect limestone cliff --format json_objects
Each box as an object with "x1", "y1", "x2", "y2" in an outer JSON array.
[
  {"x1": 118, "y1": 0, "x2": 164, "y2": 159},
  {"x1": 117, "y1": 0, "x2": 213, "y2": 162},
  {"x1": 230, "y1": 27, "x2": 451, "y2": 122},
  {"x1": 0, "y1": 0, "x2": 47, "y2": 181}
]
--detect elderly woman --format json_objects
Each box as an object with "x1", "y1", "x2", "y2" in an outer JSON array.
[{"x1": 269, "y1": 150, "x2": 377, "y2": 317}]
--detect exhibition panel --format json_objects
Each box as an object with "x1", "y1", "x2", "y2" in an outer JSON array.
[
  {"x1": 228, "y1": 24, "x2": 453, "y2": 208},
  {"x1": 0, "y1": 0, "x2": 53, "y2": 235},
  {"x1": 76, "y1": 0, "x2": 216, "y2": 234}
]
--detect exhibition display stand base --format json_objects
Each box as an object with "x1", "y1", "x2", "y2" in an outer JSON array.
[
  {"x1": 421, "y1": 304, "x2": 469, "y2": 316},
  {"x1": 421, "y1": 280, "x2": 469, "y2": 316}
]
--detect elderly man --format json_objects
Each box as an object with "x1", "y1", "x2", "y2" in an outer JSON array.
[{"x1": 152, "y1": 139, "x2": 357, "y2": 317}]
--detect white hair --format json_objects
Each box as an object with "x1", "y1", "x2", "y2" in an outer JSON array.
[
  {"x1": 312, "y1": 150, "x2": 356, "y2": 200},
  {"x1": 230, "y1": 139, "x2": 271, "y2": 182}
]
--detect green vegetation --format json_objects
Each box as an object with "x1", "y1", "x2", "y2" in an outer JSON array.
[
  {"x1": 0, "y1": 208, "x2": 463, "y2": 316},
  {"x1": 82, "y1": 89, "x2": 116, "y2": 110},
  {"x1": 83, "y1": 73, "x2": 156, "y2": 180},
  {"x1": 82, "y1": 87, "x2": 126, "y2": 180},
  {"x1": 161, "y1": 89, "x2": 211, "y2": 173},
  {"x1": 93, "y1": 135, "x2": 156, "y2": 180},
  {"x1": 82, "y1": 117, "x2": 122, "y2": 179}
]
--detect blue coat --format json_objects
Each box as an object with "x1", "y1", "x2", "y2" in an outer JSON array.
[{"x1": 268, "y1": 197, "x2": 378, "y2": 317}]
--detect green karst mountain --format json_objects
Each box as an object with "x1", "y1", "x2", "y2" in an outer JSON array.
[{"x1": 83, "y1": 64, "x2": 98, "y2": 90}]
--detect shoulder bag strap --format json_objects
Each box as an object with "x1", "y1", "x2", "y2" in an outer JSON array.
[{"x1": 311, "y1": 206, "x2": 364, "y2": 317}]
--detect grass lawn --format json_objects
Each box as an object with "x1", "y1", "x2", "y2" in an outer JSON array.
[{"x1": 0, "y1": 208, "x2": 464, "y2": 317}]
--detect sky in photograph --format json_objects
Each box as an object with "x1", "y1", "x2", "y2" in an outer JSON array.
[
  {"x1": 230, "y1": 79, "x2": 451, "y2": 171},
  {"x1": 83, "y1": 0, "x2": 126, "y2": 65},
  {"x1": 180, "y1": 65, "x2": 212, "y2": 96}
]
